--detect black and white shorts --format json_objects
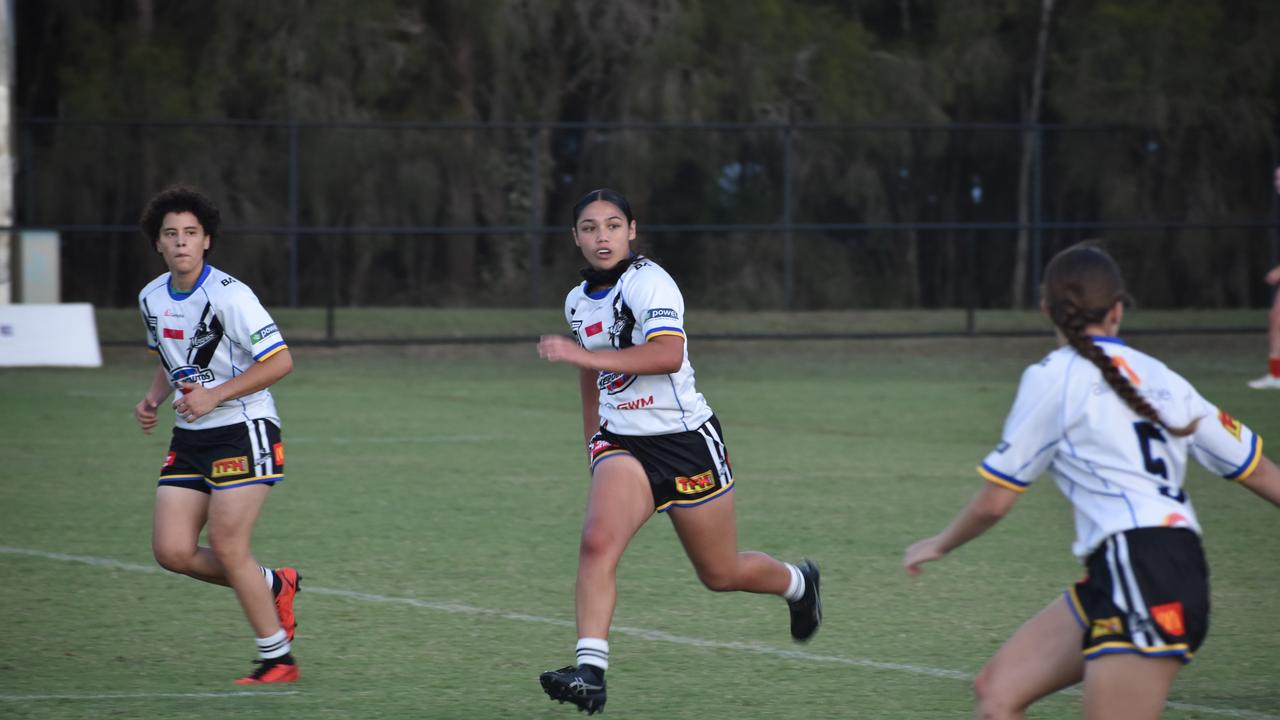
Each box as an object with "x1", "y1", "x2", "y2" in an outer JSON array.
[
  {"x1": 158, "y1": 418, "x2": 285, "y2": 493},
  {"x1": 1066, "y1": 527, "x2": 1209, "y2": 664},
  {"x1": 588, "y1": 416, "x2": 734, "y2": 513}
]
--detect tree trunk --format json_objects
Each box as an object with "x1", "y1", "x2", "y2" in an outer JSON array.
[{"x1": 1012, "y1": 0, "x2": 1054, "y2": 308}]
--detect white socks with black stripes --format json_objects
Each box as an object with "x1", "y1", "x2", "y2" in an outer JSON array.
[{"x1": 576, "y1": 638, "x2": 609, "y2": 673}]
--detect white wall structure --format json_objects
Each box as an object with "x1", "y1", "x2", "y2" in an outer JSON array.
[
  {"x1": 19, "y1": 230, "x2": 58, "y2": 302},
  {"x1": 0, "y1": 0, "x2": 14, "y2": 305}
]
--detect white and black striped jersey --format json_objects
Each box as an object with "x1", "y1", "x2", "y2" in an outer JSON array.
[
  {"x1": 139, "y1": 264, "x2": 287, "y2": 431},
  {"x1": 563, "y1": 257, "x2": 712, "y2": 436},
  {"x1": 979, "y1": 337, "x2": 1263, "y2": 559}
]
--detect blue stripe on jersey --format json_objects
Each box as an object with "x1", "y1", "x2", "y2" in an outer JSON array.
[
  {"x1": 1064, "y1": 589, "x2": 1087, "y2": 630},
  {"x1": 253, "y1": 340, "x2": 286, "y2": 361},
  {"x1": 583, "y1": 282, "x2": 610, "y2": 300},
  {"x1": 1014, "y1": 439, "x2": 1058, "y2": 477},
  {"x1": 979, "y1": 462, "x2": 1030, "y2": 488},
  {"x1": 1089, "y1": 335, "x2": 1126, "y2": 345},
  {"x1": 1223, "y1": 433, "x2": 1260, "y2": 480},
  {"x1": 167, "y1": 265, "x2": 211, "y2": 300},
  {"x1": 644, "y1": 325, "x2": 684, "y2": 337}
]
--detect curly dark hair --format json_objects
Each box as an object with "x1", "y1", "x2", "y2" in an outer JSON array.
[
  {"x1": 139, "y1": 185, "x2": 221, "y2": 256},
  {"x1": 1043, "y1": 243, "x2": 1196, "y2": 437}
]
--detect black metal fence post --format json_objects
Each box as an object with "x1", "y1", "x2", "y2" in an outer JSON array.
[
  {"x1": 782, "y1": 124, "x2": 794, "y2": 309},
  {"x1": 529, "y1": 125, "x2": 544, "y2": 308},
  {"x1": 1031, "y1": 124, "x2": 1044, "y2": 302},
  {"x1": 288, "y1": 120, "x2": 300, "y2": 308}
]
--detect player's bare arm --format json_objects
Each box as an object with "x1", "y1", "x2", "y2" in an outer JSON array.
[
  {"x1": 135, "y1": 365, "x2": 175, "y2": 434},
  {"x1": 538, "y1": 333, "x2": 683, "y2": 375},
  {"x1": 577, "y1": 367, "x2": 600, "y2": 446},
  {"x1": 1239, "y1": 456, "x2": 1280, "y2": 507},
  {"x1": 903, "y1": 482, "x2": 1019, "y2": 576}
]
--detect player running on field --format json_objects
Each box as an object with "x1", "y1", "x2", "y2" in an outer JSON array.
[
  {"x1": 903, "y1": 244, "x2": 1280, "y2": 719},
  {"x1": 536, "y1": 188, "x2": 821, "y2": 715},
  {"x1": 134, "y1": 185, "x2": 302, "y2": 684}
]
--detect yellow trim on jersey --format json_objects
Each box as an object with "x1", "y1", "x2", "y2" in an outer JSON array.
[
  {"x1": 256, "y1": 344, "x2": 289, "y2": 362},
  {"x1": 655, "y1": 479, "x2": 734, "y2": 512},
  {"x1": 645, "y1": 329, "x2": 685, "y2": 341},
  {"x1": 1083, "y1": 640, "x2": 1192, "y2": 658},
  {"x1": 977, "y1": 465, "x2": 1029, "y2": 493},
  {"x1": 1233, "y1": 435, "x2": 1264, "y2": 483},
  {"x1": 207, "y1": 472, "x2": 284, "y2": 488}
]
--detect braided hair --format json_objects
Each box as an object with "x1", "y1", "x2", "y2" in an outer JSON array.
[{"x1": 1043, "y1": 245, "x2": 1196, "y2": 437}]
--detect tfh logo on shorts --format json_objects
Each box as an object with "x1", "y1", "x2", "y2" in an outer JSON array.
[
  {"x1": 211, "y1": 456, "x2": 249, "y2": 478},
  {"x1": 675, "y1": 470, "x2": 715, "y2": 495}
]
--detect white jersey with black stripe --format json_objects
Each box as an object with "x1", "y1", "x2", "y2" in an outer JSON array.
[
  {"x1": 978, "y1": 337, "x2": 1263, "y2": 560},
  {"x1": 138, "y1": 264, "x2": 287, "y2": 431},
  {"x1": 564, "y1": 257, "x2": 713, "y2": 436}
]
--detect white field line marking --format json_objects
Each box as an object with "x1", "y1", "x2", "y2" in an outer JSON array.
[
  {"x1": 2, "y1": 546, "x2": 1275, "y2": 720},
  {"x1": 1, "y1": 691, "x2": 299, "y2": 702}
]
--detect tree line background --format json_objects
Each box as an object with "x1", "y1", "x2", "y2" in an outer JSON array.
[{"x1": 16, "y1": 0, "x2": 1280, "y2": 311}]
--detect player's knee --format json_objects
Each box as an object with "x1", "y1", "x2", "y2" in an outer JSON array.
[
  {"x1": 578, "y1": 526, "x2": 623, "y2": 565},
  {"x1": 207, "y1": 532, "x2": 250, "y2": 566},
  {"x1": 153, "y1": 544, "x2": 192, "y2": 574},
  {"x1": 972, "y1": 665, "x2": 1019, "y2": 719},
  {"x1": 695, "y1": 566, "x2": 737, "y2": 592}
]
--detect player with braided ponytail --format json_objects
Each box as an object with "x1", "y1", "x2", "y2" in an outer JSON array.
[
  {"x1": 1043, "y1": 248, "x2": 1196, "y2": 438},
  {"x1": 904, "y1": 244, "x2": 1280, "y2": 719}
]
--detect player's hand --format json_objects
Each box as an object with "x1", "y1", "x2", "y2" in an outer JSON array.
[
  {"x1": 903, "y1": 536, "x2": 947, "y2": 576},
  {"x1": 1266, "y1": 266, "x2": 1280, "y2": 286},
  {"x1": 135, "y1": 396, "x2": 160, "y2": 434},
  {"x1": 538, "y1": 335, "x2": 586, "y2": 366},
  {"x1": 172, "y1": 382, "x2": 218, "y2": 422}
]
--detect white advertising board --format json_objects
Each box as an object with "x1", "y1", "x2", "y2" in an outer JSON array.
[{"x1": 0, "y1": 303, "x2": 102, "y2": 367}]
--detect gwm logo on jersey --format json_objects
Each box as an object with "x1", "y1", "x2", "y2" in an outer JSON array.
[
  {"x1": 211, "y1": 456, "x2": 249, "y2": 478},
  {"x1": 675, "y1": 470, "x2": 715, "y2": 495},
  {"x1": 617, "y1": 395, "x2": 654, "y2": 410},
  {"x1": 1218, "y1": 409, "x2": 1243, "y2": 441},
  {"x1": 170, "y1": 365, "x2": 215, "y2": 388}
]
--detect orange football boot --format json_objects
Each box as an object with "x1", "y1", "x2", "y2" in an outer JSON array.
[
  {"x1": 236, "y1": 659, "x2": 299, "y2": 685},
  {"x1": 272, "y1": 567, "x2": 302, "y2": 642}
]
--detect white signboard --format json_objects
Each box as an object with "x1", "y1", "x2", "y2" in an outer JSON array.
[{"x1": 0, "y1": 303, "x2": 102, "y2": 367}]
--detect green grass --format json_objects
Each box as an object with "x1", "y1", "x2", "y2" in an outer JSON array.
[{"x1": 2, "y1": 325, "x2": 1279, "y2": 719}]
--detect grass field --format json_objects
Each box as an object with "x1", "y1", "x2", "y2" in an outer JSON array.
[{"x1": 3, "y1": 314, "x2": 1279, "y2": 719}]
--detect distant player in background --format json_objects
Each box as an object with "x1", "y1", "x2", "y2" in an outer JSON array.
[
  {"x1": 133, "y1": 185, "x2": 302, "y2": 684},
  {"x1": 535, "y1": 188, "x2": 822, "y2": 715},
  {"x1": 1246, "y1": 164, "x2": 1280, "y2": 389},
  {"x1": 903, "y1": 244, "x2": 1280, "y2": 719}
]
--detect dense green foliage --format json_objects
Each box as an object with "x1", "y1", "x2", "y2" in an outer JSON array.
[{"x1": 16, "y1": 2, "x2": 1280, "y2": 309}]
